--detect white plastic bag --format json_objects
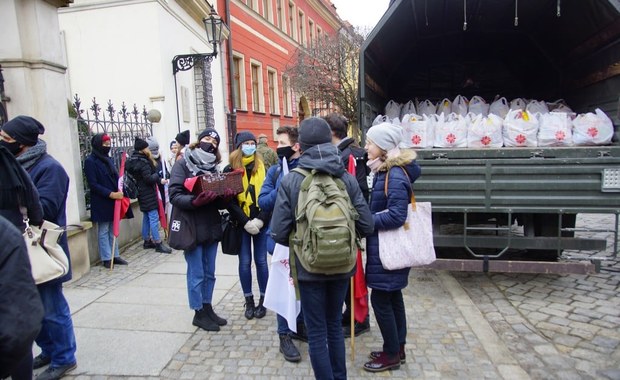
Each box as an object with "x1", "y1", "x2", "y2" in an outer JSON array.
[
  {"x1": 372, "y1": 114, "x2": 388, "y2": 126},
  {"x1": 490, "y1": 96, "x2": 509, "y2": 118},
  {"x1": 434, "y1": 113, "x2": 468, "y2": 148},
  {"x1": 436, "y1": 98, "x2": 452, "y2": 116},
  {"x1": 451, "y1": 95, "x2": 469, "y2": 116},
  {"x1": 510, "y1": 98, "x2": 527, "y2": 111},
  {"x1": 538, "y1": 112, "x2": 573, "y2": 147},
  {"x1": 400, "y1": 100, "x2": 417, "y2": 119},
  {"x1": 385, "y1": 100, "x2": 402, "y2": 120},
  {"x1": 526, "y1": 100, "x2": 549, "y2": 115},
  {"x1": 503, "y1": 109, "x2": 539, "y2": 147},
  {"x1": 418, "y1": 99, "x2": 437, "y2": 116},
  {"x1": 572, "y1": 108, "x2": 614, "y2": 146},
  {"x1": 400, "y1": 113, "x2": 435, "y2": 149},
  {"x1": 469, "y1": 95, "x2": 490, "y2": 116},
  {"x1": 467, "y1": 113, "x2": 504, "y2": 148}
]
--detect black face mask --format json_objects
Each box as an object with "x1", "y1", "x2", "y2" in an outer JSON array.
[
  {"x1": 276, "y1": 146, "x2": 295, "y2": 161},
  {"x1": 100, "y1": 146, "x2": 111, "y2": 156},
  {"x1": 200, "y1": 141, "x2": 216, "y2": 154},
  {"x1": 0, "y1": 140, "x2": 22, "y2": 156}
]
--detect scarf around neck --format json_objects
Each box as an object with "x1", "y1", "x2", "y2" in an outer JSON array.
[
  {"x1": 237, "y1": 155, "x2": 265, "y2": 216},
  {"x1": 17, "y1": 139, "x2": 47, "y2": 171},
  {"x1": 184, "y1": 147, "x2": 217, "y2": 176}
]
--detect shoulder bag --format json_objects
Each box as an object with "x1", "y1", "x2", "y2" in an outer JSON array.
[
  {"x1": 378, "y1": 168, "x2": 436, "y2": 270},
  {"x1": 168, "y1": 205, "x2": 197, "y2": 251}
]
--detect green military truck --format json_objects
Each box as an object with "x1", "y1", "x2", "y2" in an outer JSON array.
[{"x1": 359, "y1": 0, "x2": 620, "y2": 273}]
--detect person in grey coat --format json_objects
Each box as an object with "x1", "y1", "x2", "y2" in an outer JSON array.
[{"x1": 270, "y1": 117, "x2": 374, "y2": 380}]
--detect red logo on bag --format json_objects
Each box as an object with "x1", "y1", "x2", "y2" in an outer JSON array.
[
  {"x1": 555, "y1": 131, "x2": 566, "y2": 141},
  {"x1": 480, "y1": 136, "x2": 491, "y2": 146},
  {"x1": 516, "y1": 134, "x2": 527, "y2": 145},
  {"x1": 588, "y1": 127, "x2": 599, "y2": 137},
  {"x1": 412, "y1": 135, "x2": 422, "y2": 145},
  {"x1": 446, "y1": 133, "x2": 456, "y2": 144}
]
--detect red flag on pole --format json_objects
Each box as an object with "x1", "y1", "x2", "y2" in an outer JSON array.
[
  {"x1": 348, "y1": 154, "x2": 369, "y2": 323},
  {"x1": 113, "y1": 152, "x2": 129, "y2": 237},
  {"x1": 155, "y1": 184, "x2": 168, "y2": 232}
]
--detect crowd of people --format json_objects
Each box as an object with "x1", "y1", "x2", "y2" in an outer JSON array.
[{"x1": 0, "y1": 111, "x2": 421, "y2": 380}]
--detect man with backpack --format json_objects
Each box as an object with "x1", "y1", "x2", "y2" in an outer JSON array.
[
  {"x1": 324, "y1": 113, "x2": 372, "y2": 337},
  {"x1": 270, "y1": 117, "x2": 374, "y2": 379}
]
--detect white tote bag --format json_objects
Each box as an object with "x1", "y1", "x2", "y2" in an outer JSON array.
[{"x1": 378, "y1": 170, "x2": 436, "y2": 270}]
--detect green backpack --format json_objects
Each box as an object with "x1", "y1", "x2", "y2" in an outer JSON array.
[{"x1": 290, "y1": 168, "x2": 359, "y2": 275}]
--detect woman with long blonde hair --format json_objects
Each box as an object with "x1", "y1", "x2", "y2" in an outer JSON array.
[{"x1": 226, "y1": 131, "x2": 270, "y2": 320}]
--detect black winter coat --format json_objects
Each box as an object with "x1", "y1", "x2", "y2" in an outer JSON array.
[
  {"x1": 126, "y1": 151, "x2": 160, "y2": 212},
  {"x1": 337, "y1": 137, "x2": 370, "y2": 201},
  {"x1": 169, "y1": 158, "x2": 230, "y2": 246},
  {"x1": 84, "y1": 153, "x2": 117, "y2": 222}
]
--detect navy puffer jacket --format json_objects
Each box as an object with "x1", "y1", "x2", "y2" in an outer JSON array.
[{"x1": 366, "y1": 149, "x2": 421, "y2": 291}]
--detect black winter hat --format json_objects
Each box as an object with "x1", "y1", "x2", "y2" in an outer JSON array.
[
  {"x1": 176, "y1": 130, "x2": 190, "y2": 146},
  {"x1": 134, "y1": 137, "x2": 149, "y2": 151},
  {"x1": 1, "y1": 115, "x2": 45, "y2": 146},
  {"x1": 198, "y1": 128, "x2": 221, "y2": 145},
  {"x1": 234, "y1": 131, "x2": 256, "y2": 149},
  {"x1": 298, "y1": 117, "x2": 332, "y2": 151}
]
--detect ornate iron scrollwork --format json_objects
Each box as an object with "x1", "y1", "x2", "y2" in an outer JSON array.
[{"x1": 172, "y1": 54, "x2": 215, "y2": 75}]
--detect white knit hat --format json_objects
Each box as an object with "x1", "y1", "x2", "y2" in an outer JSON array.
[{"x1": 366, "y1": 122, "x2": 402, "y2": 151}]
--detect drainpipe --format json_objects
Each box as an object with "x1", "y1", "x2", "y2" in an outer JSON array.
[{"x1": 225, "y1": 0, "x2": 237, "y2": 152}]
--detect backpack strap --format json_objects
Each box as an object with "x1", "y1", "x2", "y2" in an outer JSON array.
[
  {"x1": 384, "y1": 167, "x2": 416, "y2": 210},
  {"x1": 288, "y1": 167, "x2": 309, "y2": 301}
]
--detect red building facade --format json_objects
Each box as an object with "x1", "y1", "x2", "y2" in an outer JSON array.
[{"x1": 217, "y1": 0, "x2": 343, "y2": 148}]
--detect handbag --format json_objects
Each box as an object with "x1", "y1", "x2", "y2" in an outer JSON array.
[
  {"x1": 168, "y1": 206, "x2": 197, "y2": 251},
  {"x1": 221, "y1": 212, "x2": 241, "y2": 255},
  {"x1": 20, "y1": 208, "x2": 70, "y2": 284},
  {"x1": 378, "y1": 168, "x2": 436, "y2": 270}
]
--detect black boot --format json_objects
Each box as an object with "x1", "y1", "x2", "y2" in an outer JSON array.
[
  {"x1": 143, "y1": 239, "x2": 156, "y2": 249},
  {"x1": 279, "y1": 334, "x2": 301, "y2": 362},
  {"x1": 244, "y1": 296, "x2": 255, "y2": 320},
  {"x1": 155, "y1": 242, "x2": 172, "y2": 254},
  {"x1": 203, "y1": 303, "x2": 227, "y2": 326},
  {"x1": 254, "y1": 296, "x2": 266, "y2": 319},
  {"x1": 192, "y1": 309, "x2": 219, "y2": 331}
]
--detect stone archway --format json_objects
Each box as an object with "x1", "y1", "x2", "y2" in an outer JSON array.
[{"x1": 298, "y1": 96, "x2": 311, "y2": 122}]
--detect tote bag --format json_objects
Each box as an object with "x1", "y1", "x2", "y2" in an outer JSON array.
[
  {"x1": 168, "y1": 206, "x2": 196, "y2": 251},
  {"x1": 221, "y1": 212, "x2": 241, "y2": 255},
  {"x1": 378, "y1": 169, "x2": 436, "y2": 270}
]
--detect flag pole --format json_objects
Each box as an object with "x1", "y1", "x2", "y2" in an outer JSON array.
[{"x1": 350, "y1": 276, "x2": 355, "y2": 360}]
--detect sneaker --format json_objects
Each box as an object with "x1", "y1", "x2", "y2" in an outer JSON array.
[
  {"x1": 35, "y1": 362, "x2": 77, "y2": 380},
  {"x1": 279, "y1": 334, "x2": 301, "y2": 362},
  {"x1": 33, "y1": 354, "x2": 51, "y2": 369},
  {"x1": 155, "y1": 242, "x2": 172, "y2": 254},
  {"x1": 192, "y1": 309, "x2": 220, "y2": 332},
  {"x1": 363, "y1": 354, "x2": 400, "y2": 372},
  {"x1": 343, "y1": 321, "x2": 370, "y2": 338},
  {"x1": 369, "y1": 350, "x2": 406, "y2": 364},
  {"x1": 113, "y1": 257, "x2": 128, "y2": 265},
  {"x1": 102, "y1": 260, "x2": 111, "y2": 269},
  {"x1": 143, "y1": 240, "x2": 156, "y2": 249}
]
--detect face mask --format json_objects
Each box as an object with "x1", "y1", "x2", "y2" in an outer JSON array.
[
  {"x1": 241, "y1": 144, "x2": 256, "y2": 156},
  {"x1": 200, "y1": 141, "x2": 216, "y2": 154},
  {"x1": 276, "y1": 146, "x2": 295, "y2": 161},
  {"x1": 100, "y1": 146, "x2": 111, "y2": 156},
  {"x1": 0, "y1": 140, "x2": 22, "y2": 156}
]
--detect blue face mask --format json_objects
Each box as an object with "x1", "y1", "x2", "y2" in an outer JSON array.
[{"x1": 241, "y1": 144, "x2": 256, "y2": 156}]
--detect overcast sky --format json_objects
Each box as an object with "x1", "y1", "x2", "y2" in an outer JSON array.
[{"x1": 331, "y1": 0, "x2": 391, "y2": 30}]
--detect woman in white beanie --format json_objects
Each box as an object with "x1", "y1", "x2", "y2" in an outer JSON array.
[{"x1": 363, "y1": 122, "x2": 422, "y2": 372}]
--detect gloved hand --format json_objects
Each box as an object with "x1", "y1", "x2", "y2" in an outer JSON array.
[
  {"x1": 192, "y1": 191, "x2": 218, "y2": 207},
  {"x1": 244, "y1": 220, "x2": 260, "y2": 235},
  {"x1": 251, "y1": 218, "x2": 264, "y2": 230},
  {"x1": 221, "y1": 188, "x2": 237, "y2": 202}
]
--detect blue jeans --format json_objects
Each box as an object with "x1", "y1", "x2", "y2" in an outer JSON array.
[
  {"x1": 97, "y1": 221, "x2": 119, "y2": 261},
  {"x1": 276, "y1": 309, "x2": 305, "y2": 335},
  {"x1": 299, "y1": 279, "x2": 349, "y2": 380},
  {"x1": 35, "y1": 282, "x2": 77, "y2": 367},
  {"x1": 141, "y1": 209, "x2": 161, "y2": 242},
  {"x1": 184, "y1": 242, "x2": 218, "y2": 310},
  {"x1": 238, "y1": 228, "x2": 269, "y2": 296},
  {"x1": 370, "y1": 289, "x2": 407, "y2": 356}
]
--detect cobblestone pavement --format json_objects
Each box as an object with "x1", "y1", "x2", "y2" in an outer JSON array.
[{"x1": 62, "y1": 214, "x2": 620, "y2": 380}]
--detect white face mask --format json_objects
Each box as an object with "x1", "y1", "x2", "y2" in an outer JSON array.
[{"x1": 241, "y1": 144, "x2": 256, "y2": 156}]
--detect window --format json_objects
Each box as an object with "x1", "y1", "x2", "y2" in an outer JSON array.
[
  {"x1": 267, "y1": 69, "x2": 279, "y2": 115},
  {"x1": 288, "y1": 2, "x2": 296, "y2": 41},
  {"x1": 282, "y1": 75, "x2": 292, "y2": 116},
  {"x1": 298, "y1": 11, "x2": 305, "y2": 47},
  {"x1": 263, "y1": 0, "x2": 272, "y2": 22},
  {"x1": 250, "y1": 61, "x2": 264, "y2": 113},
  {"x1": 317, "y1": 26, "x2": 322, "y2": 44},
  {"x1": 232, "y1": 55, "x2": 246, "y2": 111},
  {"x1": 276, "y1": 0, "x2": 284, "y2": 30},
  {"x1": 248, "y1": 0, "x2": 258, "y2": 12},
  {"x1": 308, "y1": 19, "x2": 315, "y2": 47}
]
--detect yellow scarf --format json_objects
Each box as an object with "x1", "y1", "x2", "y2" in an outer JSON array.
[{"x1": 237, "y1": 155, "x2": 266, "y2": 216}]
